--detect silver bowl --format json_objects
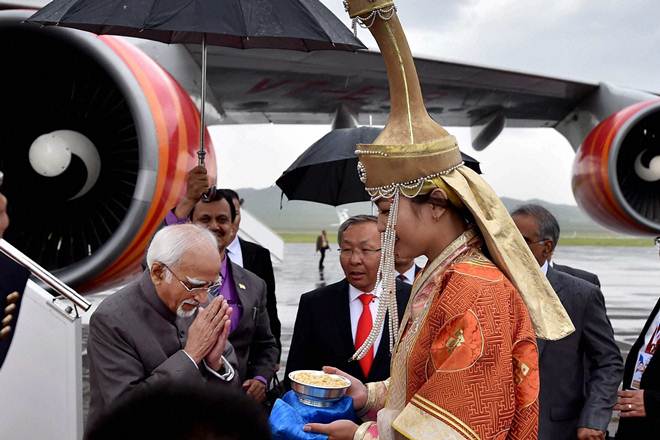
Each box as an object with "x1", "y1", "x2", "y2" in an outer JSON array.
[{"x1": 288, "y1": 370, "x2": 351, "y2": 407}]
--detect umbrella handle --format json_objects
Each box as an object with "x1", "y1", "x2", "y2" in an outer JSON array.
[
  {"x1": 198, "y1": 33, "x2": 207, "y2": 167},
  {"x1": 197, "y1": 149, "x2": 206, "y2": 167}
]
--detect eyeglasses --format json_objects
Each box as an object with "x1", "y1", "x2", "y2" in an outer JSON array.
[
  {"x1": 162, "y1": 264, "x2": 222, "y2": 295},
  {"x1": 338, "y1": 248, "x2": 382, "y2": 258},
  {"x1": 522, "y1": 236, "x2": 550, "y2": 246}
]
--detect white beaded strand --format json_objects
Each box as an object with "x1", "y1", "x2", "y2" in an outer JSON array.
[
  {"x1": 351, "y1": 188, "x2": 400, "y2": 361},
  {"x1": 385, "y1": 192, "x2": 400, "y2": 351}
]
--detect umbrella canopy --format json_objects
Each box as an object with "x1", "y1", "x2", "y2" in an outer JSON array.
[
  {"x1": 28, "y1": 0, "x2": 364, "y2": 170},
  {"x1": 27, "y1": 0, "x2": 365, "y2": 51},
  {"x1": 276, "y1": 127, "x2": 482, "y2": 206}
]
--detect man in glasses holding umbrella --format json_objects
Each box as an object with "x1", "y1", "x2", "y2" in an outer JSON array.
[{"x1": 165, "y1": 168, "x2": 279, "y2": 405}]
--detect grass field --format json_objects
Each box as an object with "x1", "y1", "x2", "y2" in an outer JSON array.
[
  {"x1": 277, "y1": 231, "x2": 655, "y2": 247},
  {"x1": 557, "y1": 236, "x2": 653, "y2": 247},
  {"x1": 277, "y1": 232, "x2": 328, "y2": 244}
]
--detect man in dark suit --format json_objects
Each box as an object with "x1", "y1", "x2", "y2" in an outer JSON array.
[
  {"x1": 553, "y1": 262, "x2": 601, "y2": 287},
  {"x1": 285, "y1": 215, "x2": 411, "y2": 386},
  {"x1": 87, "y1": 224, "x2": 238, "y2": 432},
  {"x1": 219, "y1": 255, "x2": 278, "y2": 396},
  {"x1": 512, "y1": 204, "x2": 623, "y2": 440},
  {"x1": 223, "y1": 189, "x2": 282, "y2": 361},
  {"x1": 615, "y1": 238, "x2": 660, "y2": 438},
  {"x1": 166, "y1": 178, "x2": 279, "y2": 403},
  {"x1": 394, "y1": 254, "x2": 421, "y2": 286}
]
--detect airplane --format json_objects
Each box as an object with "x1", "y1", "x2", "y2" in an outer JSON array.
[{"x1": 0, "y1": 0, "x2": 659, "y2": 299}]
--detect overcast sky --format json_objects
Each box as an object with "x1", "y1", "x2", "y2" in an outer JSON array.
[{"x1": 211, "y1": 0, "x2": 660, "y2": 205}]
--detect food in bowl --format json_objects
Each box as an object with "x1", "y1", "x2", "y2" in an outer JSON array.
[
  {"x1": 292, "y1": 371, "x2": 350, "y2": 388},
  {"x1": 288, "y1": 370, "x2": 351, "y2": 407}
]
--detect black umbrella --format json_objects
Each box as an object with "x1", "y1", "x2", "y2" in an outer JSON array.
[
  {"x1": 276, "y1": 127, "x2": 482, "y2": 206},
  {"x1": 28, "y1": 0, "x2": 365, "y2": 166}
]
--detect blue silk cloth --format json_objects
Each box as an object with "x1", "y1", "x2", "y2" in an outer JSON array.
[{"x1": 269, "y1": 391, "x2": 356, "y2": 440}]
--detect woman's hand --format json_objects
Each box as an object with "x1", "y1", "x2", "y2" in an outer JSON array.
[
  {"x1": 323, "y1": 366, "x2": 368, "y2": 410},
  {"x1": 615, "y1": 389, "x2": 646, "y2": 417},
  {"x1": 304, "y1": 420, "x2": 358, "y2": 440}
]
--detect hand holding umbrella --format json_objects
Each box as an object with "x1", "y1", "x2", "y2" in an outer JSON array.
[{"x1": 174, "y1": 166, "x2": 211, "y2": 218}]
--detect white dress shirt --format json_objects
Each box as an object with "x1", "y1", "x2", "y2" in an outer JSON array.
[
  {"x1": 348, "y1": 283, "x2": 383, "y2": 355},
  {"x1": 541, "y1": 260, "x2": 549, "y2": 276},
  {"x1": 396, "y1": 264, "x2": 416, "y2": 285},
  {"x1": 226, "y1": 236, "x2": 244, "y2": 268}
]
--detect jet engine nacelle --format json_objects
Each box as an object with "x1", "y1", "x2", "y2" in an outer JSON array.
[
  {"x1": 572, "y1": 99, "x2": 660, "y2": 235},
  {"x1": 0, "y1": 11, "x2": 215, "y2": 291}
]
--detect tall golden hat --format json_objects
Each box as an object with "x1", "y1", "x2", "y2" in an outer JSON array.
[
  {"x1": 346, "y1": 0, "x2": 463, "y2": 197},
  {"x1": 344, "y1": 0, "x2": 574, "y2": 341}
]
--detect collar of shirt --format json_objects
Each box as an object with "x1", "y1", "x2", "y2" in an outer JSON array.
[
  {"x1": 347, "y1": 282, "x2": 383, "y2": 355},
  {"x1": 541, "y1": 260, "x2": 549, "y2": 276},
  {"x1": 226, "y1": 236, "x2": 244, "y2": 268},
  {"x1": 397, "y1": 264, "x2": 416, "y2": 284},
  {"x1": 348, "y1": 283, "x2": 381, "y2": 302}
]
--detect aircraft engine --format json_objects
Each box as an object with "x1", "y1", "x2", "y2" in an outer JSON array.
[
  {"x1": 572, "y1": 99, "x2": 660, "y2": 235},
  {"x1": 0, "y1": 11, "x2": 216, "y2": 291}
]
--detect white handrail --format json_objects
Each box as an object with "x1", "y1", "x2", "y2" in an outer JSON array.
[{"x1": 0, "y1": 239, "x2": 91, "y2": 311}]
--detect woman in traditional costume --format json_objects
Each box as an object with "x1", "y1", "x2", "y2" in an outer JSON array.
[{"x1": 304, "y1": 1, "x2": 575, "y2": 439}]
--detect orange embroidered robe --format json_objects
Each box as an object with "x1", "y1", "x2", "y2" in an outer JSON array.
[{"x1": 358, "y1": 237, "x2": 539, "y2": 440}]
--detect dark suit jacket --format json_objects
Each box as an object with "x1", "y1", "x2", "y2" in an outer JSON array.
[
  {"x1": 553, "y1": 263, "x2": 610, "y2": 385},
  {"x1": 226, "y1": 258, "x2": 279, "y2": 383},
  {"x1": 87, "y1": 271, "x2": 239, "y2": 431},
  {"x1": 537, "y1": 267, "x2": 623, "y2": 440},
  {"x1": 553, "y1": 263, "x2": 601, "y2": 287},
  {"x1": 0, "y1": 253, "x2": 28, "y2": 369},
  {"x1": 239, "y1": 238, "x2": 282, "y2": 358},
  {"x1": 616, "y1": 296, "x2": 660, "y2": 439},
  {"x1": 284, "y1": 279, "x2": 411, "y2": 388}
]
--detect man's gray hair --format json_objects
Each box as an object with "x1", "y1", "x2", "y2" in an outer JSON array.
[
  {"x1": 337, "y1": 215, "x2": 378, "y2": 245},
  {"x1": 511, "y1": 204, "x2": 560, "y2": 249},
  {"x1": 146, "y1": 224, "x2": 218, "y2": 271}
]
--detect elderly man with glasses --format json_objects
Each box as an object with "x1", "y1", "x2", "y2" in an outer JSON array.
[
  {"x1": 86, "y1": 224, "x2": 239, "y2": 433},
  {"x1": 512, "y1": 204, "x2": 623, "y2": 440},
  {"x1": 285, "y1": 215, "x2": 411, "y2": 388}
]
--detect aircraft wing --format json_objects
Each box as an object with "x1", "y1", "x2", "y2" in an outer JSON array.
[
  {"x1": 191, "y1": 45, "x2": 597, "y2": 128},
  {"x1": 0, "y1": 0, "x2": 601, "y2": 129}
]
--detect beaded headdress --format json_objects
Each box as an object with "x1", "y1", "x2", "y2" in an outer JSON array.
[{"x1": 344, "y1": 0, "x2": 574, "y2": 363}]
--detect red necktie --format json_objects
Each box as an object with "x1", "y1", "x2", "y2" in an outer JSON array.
[{"x1": 355, "y1": 293, "x2": 375, "y2": 377}]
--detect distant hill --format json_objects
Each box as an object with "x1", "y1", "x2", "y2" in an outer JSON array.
[{"x1": 236, "y1": 185, "x2": 614, "y2": 236}]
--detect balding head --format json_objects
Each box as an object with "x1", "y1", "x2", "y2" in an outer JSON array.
[
  {"x1": 147, "y1": 224, "x2": 218, "y2": 272},
  {"x1": 147, "y1": 224, "x2": 221, "y2": 316}
]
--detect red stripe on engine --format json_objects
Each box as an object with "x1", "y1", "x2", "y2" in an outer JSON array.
[{"x1": 89, "y1": 36, "x2": 207, "y2": 287}]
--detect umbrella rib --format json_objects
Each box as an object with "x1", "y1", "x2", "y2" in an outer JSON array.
[
  {"x1": 296, "y1": 0, "x2": 333, "y2": 46},
  {"x1": 237, "y1": 0, "x2": 249, "y2": 42}
]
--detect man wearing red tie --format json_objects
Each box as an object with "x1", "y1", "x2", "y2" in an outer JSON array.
[{"x1": 285, "y1": 215, "x2": 411, "y2": 386}]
